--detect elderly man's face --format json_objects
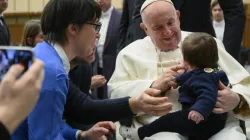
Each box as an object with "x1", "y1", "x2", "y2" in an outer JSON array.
[
  {"x1": 141, "y1": 2, "x2": 181, "y2": 51},
  {"x1": 0, "y1": 0, "x2": 8, "y2": 14}
]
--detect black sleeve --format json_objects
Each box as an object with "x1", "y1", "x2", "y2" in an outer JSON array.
[
  {"x1": 133, "y1": 0, "x2": 145, "y2": 19},
  {"x1": 218, "y1": 0, "x2": 246, "y2": 60},
  {"x1": 117, "y1": 0, "x2": 130, "y2": 54},
  {"x1": 69, "y1": 63, "x2": 92, "y2": 95},
  {"x1": 178, "y1": 0, "x2": 215, "y2": 36},
  {"x1": 0, "y1": 33, "x2": 7, "y2": 46},
  {"x1": 64, "y1": 81, "x2": 134, "y2": 124},
  {"x1": 0, "y1": 122, "x2": 11, "y2": 140},
  {"x1": 171, "y1": 0, "x2": 185, "y2": 10}
]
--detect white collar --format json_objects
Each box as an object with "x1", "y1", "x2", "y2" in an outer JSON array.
[
  {"x1": 102, "y1": 6, "x2": 113, "y2": 17},
  {"x1": 213, "y1": 20, "x2": 225, "y2": 27},
  {"x1": 53, "y1": 43, "x2": 70, "y2": 73}
]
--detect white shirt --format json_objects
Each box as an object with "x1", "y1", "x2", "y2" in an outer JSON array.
[
  {"x1": 53, "y1": 43, "x2": 81, "y2": 138},
  {"x1": 99, "y1": 6, "x2": 113, "y2": 45},
  {"x1": 97, "y1": 6, "x2": 113, "y2": 68},
  {"x1": 53, "y1": 43, "x2": 70, "y2": 73},
  {"x1": 213, "y1": 20, "x2": 225, "y2": 41}
]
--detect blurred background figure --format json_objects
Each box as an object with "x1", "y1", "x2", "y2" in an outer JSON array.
[
  {"x1": 211, "y1": 0, "x2": 225, "y2": 41},
  {"x1": 117, "y1": 0, "x2": 135, "y2": 53},
  {"x1": 94, "y1": 0, "x2": 121, "y2": 99},
  {"x1": 21, "y1": 20, "x2": 44, "y2": 47},
  {"x1": 0, "y1": 0, "x2": 10, "y2": 46}
]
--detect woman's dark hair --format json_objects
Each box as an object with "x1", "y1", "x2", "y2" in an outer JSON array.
[
  {"x1": 22, "y1": 19, "x2": 41, "y2": 46},
  {"x1": 41, "y1": 0, "x2": 101, "y2": 45},
  {"x1": 182, "y1": 32, "x2": 219, "y2": 68},
  {"x1": 211, "y1": 0, "x2": 219, "y2": 9}
]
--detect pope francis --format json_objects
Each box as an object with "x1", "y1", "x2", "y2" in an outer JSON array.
[{"x1": 108, "y1": 0, "x2": 250, "y2": 139}]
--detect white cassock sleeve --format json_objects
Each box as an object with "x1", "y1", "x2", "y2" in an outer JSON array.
[
  {"x1": 108, "y1": 51, "x2": 154, "y2": 99},
  {"x1": 216, "y1": 39, "x2": 250, "y2": 120}
]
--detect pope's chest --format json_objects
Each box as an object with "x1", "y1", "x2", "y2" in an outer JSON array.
[{"x1": 133, "y1": 48, "x2": 183, "y2": 78}]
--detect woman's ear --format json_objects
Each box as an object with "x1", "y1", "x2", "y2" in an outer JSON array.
[{"x1": 67, "y1": 24, "x2": 79, "y2": 36}]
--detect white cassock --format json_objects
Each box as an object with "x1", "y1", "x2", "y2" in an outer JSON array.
[{"x1": 108, "y1": 31, "x2": 250, "y2": 140}]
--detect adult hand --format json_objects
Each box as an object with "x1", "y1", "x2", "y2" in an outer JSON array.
[
  {"x1": 213, "y1": 81, "x2": 240, "y2": 114},
  {"x1": 129, "y1": 88, "x2": 173, "y2": 116},
  {"x1": 151, "y1": 63, "x2": 186, "y2": 92},
  {"x1": 91, "y1": 75, "x2": 106, "y2": 88},
  {"x1": 78, "y1": 121, "x2": 116, "y2": 140},
  {"x1": 0, "y1": 59, "x2": 44, "y2": 133},
  {"x1": 165, "y1": 61, "x2": 186, "y2": 77}
]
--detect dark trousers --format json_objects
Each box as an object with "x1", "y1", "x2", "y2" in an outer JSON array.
[
  {"x1": 97, "y1": 67, "x2": 107, "y2": 99},
  {"x1": 138, "y1": 105, "x2": 227, "y2": 140}
]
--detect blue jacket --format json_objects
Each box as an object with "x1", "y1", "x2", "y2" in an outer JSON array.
[
  {"x1": 175, "y1": 68, "x2": 230, "y2": 119},
  {"x1": 12, "y1": 42, "x2": 77, "y2": 140}
]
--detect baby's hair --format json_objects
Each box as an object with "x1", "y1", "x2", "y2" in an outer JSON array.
[{"x1": 182, "y1": 32, "x2": 219, "y2": 68}]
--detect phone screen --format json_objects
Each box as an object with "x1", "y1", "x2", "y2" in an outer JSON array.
[{"x1": 0, "y1": 49, "x2": 33, "y2": 80}]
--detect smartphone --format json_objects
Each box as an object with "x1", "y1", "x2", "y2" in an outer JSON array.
[{"x1": 0, "y1": 46, "x2": 34, "y2": 80}]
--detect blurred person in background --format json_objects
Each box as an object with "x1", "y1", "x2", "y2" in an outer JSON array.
[
  {"x1": 0, "y1": 0, "x2": 10, "y2": 46},
  {"x1": 21, "y1": 20, "x2": 44, "y2": 47},
  {"x1": 94, "y1": 0, "x2": 121, "y2": 99},
  {"x1": 211, "y1": 0, "x2": 224, "y2": 41}
]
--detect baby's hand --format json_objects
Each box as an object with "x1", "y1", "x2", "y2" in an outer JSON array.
[
  {"x1": 171, "y1": 78, "x2": 178, "y2": 89},
  {"x1": 188, "y1": 110, "x2": 204, "y2": 124}
]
